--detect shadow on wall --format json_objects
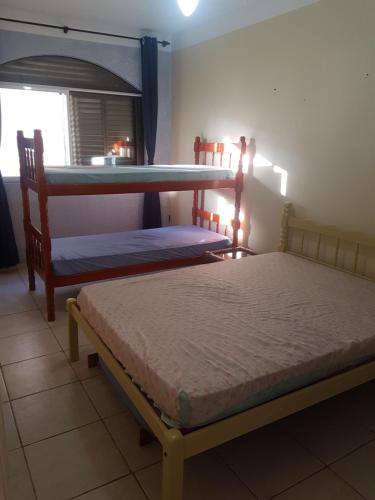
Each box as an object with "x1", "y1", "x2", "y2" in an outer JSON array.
[
  {"x1": 247, "y1": 177, "x2": 286, "y2": 253},
  {"x1": 211, "y1": 152, "x2": 289, "y2": 254},
  {"x1": 245, "y1": 153, "x2": 288, "y2": 253}
]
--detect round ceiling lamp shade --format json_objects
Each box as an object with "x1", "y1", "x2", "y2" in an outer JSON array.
[{"x1": 177, "y1": 0, "x2": 199, "y2": 16}]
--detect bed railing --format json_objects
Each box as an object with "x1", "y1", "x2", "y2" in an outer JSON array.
[
  {"x1": 30, "y1": 225, "x2": 44, "y2": 274},
  {"x1": 18, "y1": 129, "x2": 53, "y2": 306},
  {"x1": 17, "y1": 129, "x2": 45, "y2": 186},
  {"x1": 280, "y1": 202, "x2": 375, "y2": 281},
  {"x1": 193, "y1": 136, "x2": 255, "y2": 246}
]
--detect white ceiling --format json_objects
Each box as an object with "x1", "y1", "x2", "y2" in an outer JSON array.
[{"x1": 0, "y1": 0, "x2": 319, "y2": 49}]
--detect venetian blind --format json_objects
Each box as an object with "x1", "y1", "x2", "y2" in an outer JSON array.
[
  {"x1": 0, "y1": 55, "x2": 141, "y2": 94},
  {"x1": 69, "y1": 91, "x2": 137, "y2": 165}
]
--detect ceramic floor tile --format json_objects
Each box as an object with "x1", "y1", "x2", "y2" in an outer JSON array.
[
  {"x1": 0, "y1": 369, "x2": 9, "y2": 402},
  {"x1": 338, "y1": 381, "x2": 375, "y2": 432},
  {"x1": 217, "y1": 425, "x2": 323, "y2": 499},
  {"x1": 41, "y1": 307, "x2": 69, "y2": 325},
  {"x1": 0, "y1": 329, "x2": 61, "y2": 365},
  {"x1": 18, "y1": 265, "x2": 43, "y2": 281},
  {"x1": 25, "y1": 421, "x2": 129, "y2": 500},
  {"x1": 280, "y1": 396, "x2": 375, "y2": 464},
  {"x1": 331, "y1": 440, "x2": 375, "y2": 499},
  {"x1": 272, "y1": 468, "x2": 363, "y2": 500},
  {"x1": 0, "y1": 268, "x2": 23, "y2": 286},
  {"x1": 66, "y1": 345, "x2": 102, "y2": 380},
  {"x1": 75, "y1": 476, "x2": 147, "y2": 500},
  {"x1": 137, "y1": 451, "x2": 256, "y2": 500},
  {"x1": 0, "y1": 282, "x2": 37, "y2": 316},
  {"x1": 83, "y1": 375, "x2": 126, "y2": 418},
  {"x1": 2, "y1": 402, "x2": 20, "y2": 451},
  {"x1": 34, "y1": 286, "x2": 79, "y2": 310},
  {"x1": 3, "y1": 352, "x2": 77, "y2": 400},
  {"x1": 51, "y1": 323, "x2": 90, "y2": 350},
  {"x1": 16, "y1": 264, "x2": 31, "y2": 280},
  {"x1": 105, "y1": 410, "x2": 161, "y2": 471},
  {"x1": 0, "y1": 310, "x2": 47, "y2": 338},
  {"x1": 5, "y1": 449, "x2": 36, "y2": 500},
  {"x1": 12, "y1": 382, "x2": 99, "y2": 445}
]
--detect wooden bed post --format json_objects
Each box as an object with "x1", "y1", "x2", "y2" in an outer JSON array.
[
  {"x1": 34, "y1": 130, "x2": 55, "y2": 321},
  {"x1": 192, "y1": 189, "x2": 198, "y2": 225},
  {"x1": 67, "y1": 298, "x2": 79, "y2": 362},
  {"x1": 279, "y1": 202, "x2": 292, "y2": 252},
  {"x1": 194, "y1": 136, "x2": 201, "y2": 165},
  {"x1": 17, "y1": 131, "x2": 35, "y2": 291},
  {"x1": 232, "y1": 136, "x2": 247, "y2": 247},
  {"x1": 192, "y1": 136, "x2": 201, "y2": 226},
  {"x1": 161, "y1": 429, "x2": 184, "y2": 500}
]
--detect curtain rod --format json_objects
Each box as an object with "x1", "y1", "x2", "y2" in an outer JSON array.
[{"x1": 0, "y1": 17, "x2": 171, "y2": 47}]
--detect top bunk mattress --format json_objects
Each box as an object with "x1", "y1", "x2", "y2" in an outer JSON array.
[
  {"x1": 44, "y1": 165, "x2": 235, "y2": 185},
  {"x1": 77, "y1": 252, "x2": 375, "y2": 428}
]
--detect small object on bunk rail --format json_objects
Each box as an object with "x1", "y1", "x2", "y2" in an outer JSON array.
[
  {"x1": 206, "y1": 246, "x2": 256, "y2": 261},
  {"x1": 91, "y1": 155, "x2": 128, "y2": 166}
]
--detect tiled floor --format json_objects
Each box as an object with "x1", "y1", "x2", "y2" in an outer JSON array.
[{"x1": 1, "y1": 266, "x2": 374, "y2": 499}]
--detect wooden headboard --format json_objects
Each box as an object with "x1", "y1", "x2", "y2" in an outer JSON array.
[
  {"x1": 192, "y1": 136, "x2": 256, "y2": 246},
  {"x1": 280, "y1": 203, "x2": 375, "y2": 281}
]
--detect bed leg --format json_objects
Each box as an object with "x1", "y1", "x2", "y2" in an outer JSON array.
[
  {"x1": 45, "y1": 283, "x2": 55, "y2": 322},
  {"x1": 67, "y1": 299, "x2": 79, "y2": 362},
  {"x1": 87, "y1": 353, "x2": 99, "y2": 368},
  {"x1": 161, "y1": 429, "x2": 184, "y2": 500},
  {"x1": 139, "y1": 428, "x2": 156, "y2": 447},
  {"x1": 27, "y1": 258, "x2": 35, "y2": 291}
]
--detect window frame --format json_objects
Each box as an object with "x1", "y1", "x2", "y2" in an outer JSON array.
[{"x1": 0, "y1": 81, "x2": 143, "y2": 175}]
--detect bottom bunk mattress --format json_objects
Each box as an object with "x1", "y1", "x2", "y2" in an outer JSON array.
[
  {"x1": 51, "y1": 224, "x2": 231, "y2": 276},
  {"x1": 77, "y1": 252, "x2": 375, "y2": 428}
]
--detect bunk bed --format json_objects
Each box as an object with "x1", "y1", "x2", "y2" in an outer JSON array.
[
  {"x1": 67, "y1": 203, "x2": 375, "y2": 500},
  {"x1": 18, "y1": 130, "x2": 255, "y2": 321}
]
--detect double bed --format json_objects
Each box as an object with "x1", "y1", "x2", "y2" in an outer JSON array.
[{"x1": 67, "y1": 203, "x2": 375, "y2": 499}]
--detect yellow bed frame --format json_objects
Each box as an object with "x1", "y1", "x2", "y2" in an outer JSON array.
[{"x1": 67, "y1": 203, "x2": 375, "y2": 500}]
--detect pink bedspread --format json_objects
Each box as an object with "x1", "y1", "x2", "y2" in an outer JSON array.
[{"x1": 77, "y1": 252, "x2": 375, "y2": 427}]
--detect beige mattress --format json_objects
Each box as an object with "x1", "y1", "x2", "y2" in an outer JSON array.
[{"x1": 77, "y1": 253, "x2": 375, "y2": 428}]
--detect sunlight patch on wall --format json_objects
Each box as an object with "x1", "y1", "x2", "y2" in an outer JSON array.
[
  {"x1": 220, "y1": 136, "x2": 249, "y2": 172},
  {"x1": 242, "y1": 153, "x2": 250, "y2": 174},
  {"x1": 253, "y1": 154, "x2": 273, "y2": 168},
  {"x1": 216, "y1": 195, "x2": 245, "y2": 242},
  {"x1": 217, "y1": 195, "x2": 234, "y2": 226},
  {"x1": 253, "y1": 152, "x2": 288, "y2": 197},
  {"x1": 273, "y1": 165, "x2": 288, "y2": 196}
]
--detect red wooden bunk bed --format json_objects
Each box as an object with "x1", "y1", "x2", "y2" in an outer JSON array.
[{"x1": 18, "y1": 130, "x2": 255, "y2": 321}]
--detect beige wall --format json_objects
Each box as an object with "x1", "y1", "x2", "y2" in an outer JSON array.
[{"x1": 171, "y1": 0, "x2": 375, "y2": 252}]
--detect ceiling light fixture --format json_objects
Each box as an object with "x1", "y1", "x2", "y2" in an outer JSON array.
[{"x1": 177, "y1": 0, "x2": 199, "y2": 17}]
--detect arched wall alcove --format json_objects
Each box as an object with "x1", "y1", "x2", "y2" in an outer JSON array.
[
  {"x1": 0, "y1": 54, "x2": 141, "y2": 94},
  {"x1": 0, "y1": 30, "x2": 142, "y2": 90},
  {"x1": 0, "y1": 29, "x2": 171, "y2": 260}
]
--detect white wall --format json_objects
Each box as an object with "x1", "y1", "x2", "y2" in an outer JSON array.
[
  {"x1": 0, "y1": 28, "x2": 172, "y2": 259},
  {"x1": 171, "y1": 0, "x2": 375, "y2": 253}
]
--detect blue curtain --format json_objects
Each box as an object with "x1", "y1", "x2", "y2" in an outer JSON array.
[
  {"x1": 141, "y1": 36, "x2": 162, "y2": 229},
  {"x1": 0, "y1": 172, "x2": 19, "y2": 268},
  {"x1": 0, "y1": 99, "x2": 19, "y2": 268}
]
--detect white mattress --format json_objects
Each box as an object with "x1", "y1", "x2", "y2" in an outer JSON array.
[{"x1": 77, "y1": 253, "x2": 375, "y2": 428}]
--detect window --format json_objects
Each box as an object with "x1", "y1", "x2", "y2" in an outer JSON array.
[
  {"x1": 0, "y1": 88, "x2": 70, "y2": 177},
  {"x1": 0, "y1": 56, "x2": 143, "y2": 176},
  {"x1": 70, "y1": 91, "x2": 139, "y2": 165}
]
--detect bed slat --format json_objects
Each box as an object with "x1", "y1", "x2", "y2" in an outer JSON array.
[{"x1": 281, "y1": 203, "x2": 375, "y2": 281}]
